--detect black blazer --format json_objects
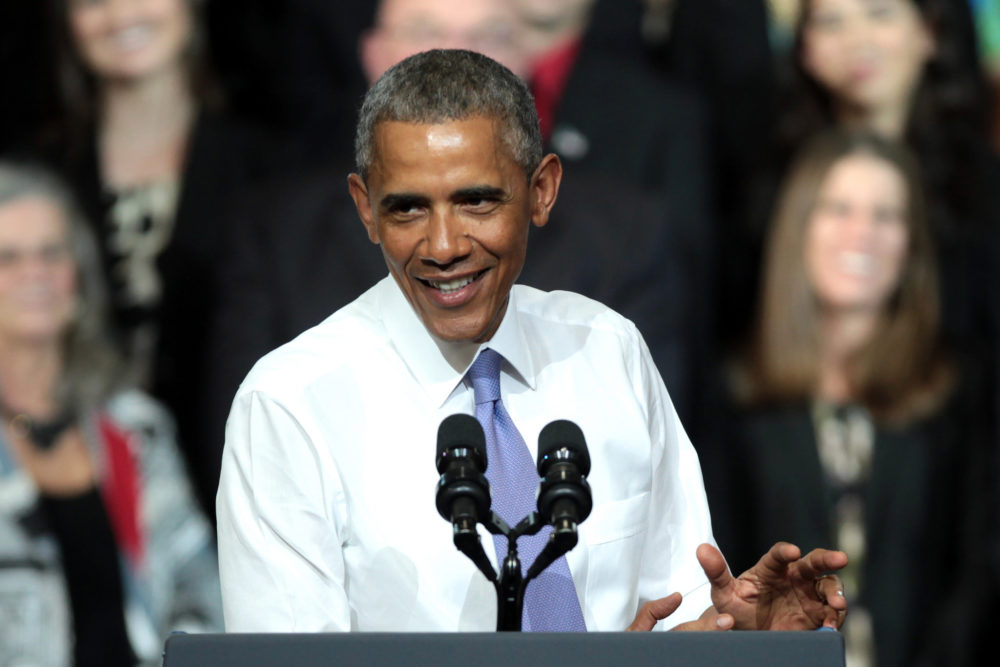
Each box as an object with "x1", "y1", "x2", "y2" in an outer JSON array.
[
  {"x1": 203, "y1": 165, "x2": 388, "y2": 505},
  {"x1": 700, "y1": 371, "x2": 996, "y2": 667},
  {"x1": 548, "y1": 47, "x2": 716, "y2": 432},
  {"x1": 52, "y1": 111, "x2": 283, "y2": 512}
]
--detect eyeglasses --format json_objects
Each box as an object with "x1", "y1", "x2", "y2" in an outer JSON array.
[{"x1": 0, "y1": 243, "x2": 73, "y2": 271}]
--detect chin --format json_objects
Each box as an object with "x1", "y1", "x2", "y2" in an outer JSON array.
[
  {"x1": 429, "y1": 327, "x2": 488, "y2": 344},
  {"x1": 425, "y1": 318, "x2": 493, "y2": 344}
]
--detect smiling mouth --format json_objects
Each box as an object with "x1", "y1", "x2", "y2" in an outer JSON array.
[
  {"x1": 418, "y1": 270, "x2": 487, "y2": 295},
  {"x1": 836, "y1": 251, "x2": 876, "y2": 277},
  {"x1": 109, "y1": 24, "x2": 156, "y2": 51}
]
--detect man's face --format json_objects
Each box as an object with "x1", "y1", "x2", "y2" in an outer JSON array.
[
  {"x1": 348, "y1": 117, "x2": 560, "y2": 343},
  {"x1": 361, "y1": 0, "x2": 527, "y2": 81}
]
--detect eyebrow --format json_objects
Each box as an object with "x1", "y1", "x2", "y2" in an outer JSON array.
[
  {"x1": 379, "y1": 186, "x2": 509, "y2": 211},
  {"x1": 379, "y1": 192, "x2": 431, "y2": 212},
  {"x1": 452, "y1": 186, "x2": 509, "y2": 202}
]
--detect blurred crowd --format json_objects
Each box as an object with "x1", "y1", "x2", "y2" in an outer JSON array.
[{"x1": 0, "y1": 0, "x2": 998, "y2": 665}]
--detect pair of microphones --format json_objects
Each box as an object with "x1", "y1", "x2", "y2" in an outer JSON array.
[
  {"x1": 434, "y1": 414, "x2": 593, "y2": 537},
  {"x1": 434, "y1": 414, "x2": 594, "y2": 629}
]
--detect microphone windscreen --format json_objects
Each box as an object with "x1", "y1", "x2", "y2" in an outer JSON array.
[
  {"x1": 436, "y1": 414, "x2": 487, "y2": 468},
  {"x1": 537, "y1": 419, "x2": 590, "y2": 476}
]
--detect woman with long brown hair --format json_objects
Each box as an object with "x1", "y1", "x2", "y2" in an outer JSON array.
[
  {"x1": 38, "y1": 0, "x2": 280, "y2": 512},
  {"x1": 703, "y1": 130, "x2": 995, "y2": 667},
  {"x1": 722, "y1": 0, "x2": 999, "y2": 356}
]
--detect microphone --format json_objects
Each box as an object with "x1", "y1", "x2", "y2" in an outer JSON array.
[
  {"x1": 536, "y1": 419, "x2": 592, "y2": 527},
  {"x1": 435, "y1": 414, "x2": 491, "y2": 530}
]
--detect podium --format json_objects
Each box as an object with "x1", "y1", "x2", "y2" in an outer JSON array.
[{"x1": 162, "y1": 631, "x2": 844, "y2": 666}]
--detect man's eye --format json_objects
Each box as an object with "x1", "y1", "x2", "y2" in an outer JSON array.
[
  {"x1": 390, "y1": 203, "x2": 423, "y2": 216},
  {"x1": 464, "y1": 198, "x2": 497, "y2": 210}
]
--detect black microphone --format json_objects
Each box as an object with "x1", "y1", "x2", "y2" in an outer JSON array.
[
  {"x1": 435, "y1": 414, "x2": 491, "y2": 530},
  {"x1": 536, "y1": 419, "x2": 592, "y2": 527}
]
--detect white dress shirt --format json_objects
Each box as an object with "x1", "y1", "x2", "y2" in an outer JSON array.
[{"x1": 217, "y1": 276, "x2": 715, "y2": 632}]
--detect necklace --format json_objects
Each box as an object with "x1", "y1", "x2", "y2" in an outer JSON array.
[{"x1": 3, "y1": 405, "x2": 76, "y2": 451}]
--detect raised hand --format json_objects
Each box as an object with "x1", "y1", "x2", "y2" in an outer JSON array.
[{"x1": 699, "y1": 542, "x2": 848, "y2": 631}]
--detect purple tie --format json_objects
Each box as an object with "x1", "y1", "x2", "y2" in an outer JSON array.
[{"x1": 468, "y1": 348, "x2": 587, "y2": 632}]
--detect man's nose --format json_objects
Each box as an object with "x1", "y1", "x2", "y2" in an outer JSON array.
[{"x1": 422, "y1": 208, "x2": 472, "y2": 266}]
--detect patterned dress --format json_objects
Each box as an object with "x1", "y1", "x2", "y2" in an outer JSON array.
[{"x1": 0, "y1": 391, "x2": 222, "y2": 666}]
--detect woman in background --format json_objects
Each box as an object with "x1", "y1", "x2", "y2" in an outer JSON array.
[
  {"x1": 0, "y1": 162, "x2": 220, "y2": 667},
  {"x1": 779, "y1": 0, "x2": 998, "y2": 342},
  {"x1": 722, "y1": 0, "x2": 999, "y2": 354},
  {"x1": 41, "y1": 0, "x2": 280, "y2": 511},
  {"x1": 703, "y1": 131, "x2": 995, "y2": 667}
]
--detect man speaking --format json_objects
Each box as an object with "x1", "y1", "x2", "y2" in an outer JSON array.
[{"x1": 216, "y1": 49, "x2": 847, "y2": 632}]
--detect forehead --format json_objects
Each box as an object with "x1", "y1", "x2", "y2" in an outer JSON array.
[
  {"x1": 378, "y1": 0, "x2": 515, "y2": 27},
  {"x1": 0, "y1": 196, "x2": 69, "y2": 242},
  {"x1": 370, "y1": 117, "x2": 522, "y2": 186},
  {"x1": 822, "y1": 153, "x2": 905, "y2": 194}
]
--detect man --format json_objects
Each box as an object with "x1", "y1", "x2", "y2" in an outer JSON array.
[
  {"x1": 217, "y1": 49, "x2": 847, "y2": 632},
  {"x1": 360, "y1": 0, "x2": 709, "y2": 421},
  {"x1": 202, "y1": 0, "x2": 700, "y2": 476}
]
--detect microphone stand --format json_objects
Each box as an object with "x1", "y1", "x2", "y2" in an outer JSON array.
[{"x1": 448, "y1": 510, "x2": 580, "y2": 631}]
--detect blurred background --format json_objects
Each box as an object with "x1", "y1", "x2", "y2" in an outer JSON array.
[{"x1": 0, "y1": 1, "x2": 998, "y2": 665}]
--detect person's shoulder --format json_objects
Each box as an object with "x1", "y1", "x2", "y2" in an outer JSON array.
[
  {"x1": 239, "y1": 281, "x2": 388, "y2": 396},
  {"x1": 513, "y1": 285, "x2": 643, "y2": 341}
]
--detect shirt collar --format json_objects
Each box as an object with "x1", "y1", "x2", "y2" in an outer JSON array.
[{"x1": 377, "y1": 277, "x2": 537, "y2": 408}]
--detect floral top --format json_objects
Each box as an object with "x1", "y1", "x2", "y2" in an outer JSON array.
[{"x1": 0, "y1": 390, "x2": 222, "y2": 666}]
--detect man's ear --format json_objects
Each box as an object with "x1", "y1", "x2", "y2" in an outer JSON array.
[
  {"x1": 529, "y1": 153, "x2": 562, "y2": 228},
  {"x1": 348, "y1": 173, "x2": 380, "y2": 244}
]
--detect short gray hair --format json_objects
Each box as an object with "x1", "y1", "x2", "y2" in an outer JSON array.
[
  {"x1": 0, "y1": 162, "x2": 122, "y2": 411},
  {"x1": 354, "y1": 49, "x2": 543, "y2": 181}
]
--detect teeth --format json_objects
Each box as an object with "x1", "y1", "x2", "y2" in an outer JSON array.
[
  {"x1": 428, "y1": 275, "x2": 475, "y2": 294},
  {"x1": 837, "y1": 252, "x2": 874, "y2": 276},
  {"x1": 112, "y1": 25, "x2": 154, "y2": 50}
]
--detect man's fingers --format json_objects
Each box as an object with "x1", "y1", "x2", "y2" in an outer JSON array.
[
  {"x1": 814, "y1": 574, "x2": 847, "y2": 608},
  {"x1": 751, "y1": 541, "x2": 803, "y2": 579},
  {"x1": 671, "y1": 609, "x2": 735, "y2": 632},
  {"x1": 627, "y1": 592, "x2": 683, "y2": 631},
  {"x1": 814, "y1": 572, "x2": 848, "y2": 624},
  {"x1": 696, "y1": 543, "x2": 733, "y2": 590},
  {"x1": 794, "y1": 548, "x2": 849, "y2": 581}
]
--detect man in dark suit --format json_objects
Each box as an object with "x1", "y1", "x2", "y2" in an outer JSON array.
[{"x1": 511, "y1": 0, "x2": 716, "y2": 429}]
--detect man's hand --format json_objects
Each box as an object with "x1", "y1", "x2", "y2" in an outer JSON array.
[
  {"x1": 626, "y1": 592, "x2": 735, "y2": 632},
  {"x1": 699, "y1": 542, "x2": 848, "y2": 630}
]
